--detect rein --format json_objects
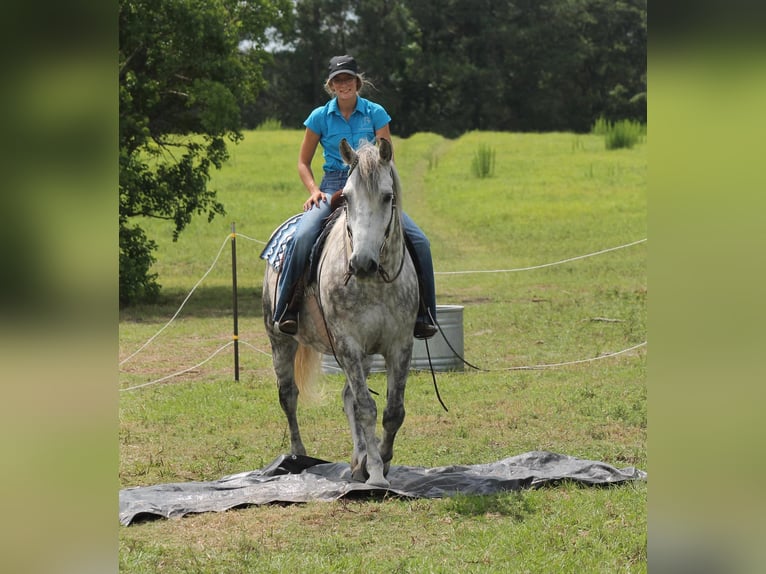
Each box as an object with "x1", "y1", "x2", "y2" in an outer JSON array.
[{"x1": 377, "y1": 194, "x2": 407, "y2": 283}]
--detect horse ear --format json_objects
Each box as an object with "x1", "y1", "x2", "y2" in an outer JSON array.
[
  {"x1": 378, "y1": 137, "x2": 393, "y2": 163},
  {"x1": 339, "y1": 138, "x2": 357, "y2": 166}
]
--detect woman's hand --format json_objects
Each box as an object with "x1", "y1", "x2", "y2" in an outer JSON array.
[{"x1": 303, "y1": 190, "x2": 327, "y2": 211}]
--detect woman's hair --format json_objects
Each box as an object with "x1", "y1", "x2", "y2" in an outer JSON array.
[{"x1": 324, "y1": 73, "x2": 376, "y2": 97}]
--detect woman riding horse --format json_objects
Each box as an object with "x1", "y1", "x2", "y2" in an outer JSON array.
[{"x1": 273, "y1": 54, "x2": 437, "y2": 340}]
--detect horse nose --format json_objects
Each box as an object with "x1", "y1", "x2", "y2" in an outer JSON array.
[{"x1": 349, "y1": 253, "x2": 379, "y2": 277}]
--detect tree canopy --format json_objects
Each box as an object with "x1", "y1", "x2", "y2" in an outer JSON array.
[{"x1": 119, "y1": 0, "x2": 291, "y2": 305}]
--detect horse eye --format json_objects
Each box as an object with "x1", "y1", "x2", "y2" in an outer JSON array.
[{"x1": 382, "y1": 193, "x2": 393, "y2": 204}]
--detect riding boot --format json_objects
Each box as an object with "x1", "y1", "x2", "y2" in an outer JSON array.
[
  {"x1": 415, "y1": 320, "x2": 437, "y2": 340},
  {"x1": 413, "y1": 275, "x2": 438, "y2": 340},
  {"x1": 404, "y1": 235, "x2": 437, "y2": 340},
  {"x1": 277, "y1": 279, "x2": 304, "y2": 335}
]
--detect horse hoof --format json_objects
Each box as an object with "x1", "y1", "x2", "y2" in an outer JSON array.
[
  {"x1": 351, "y1": 467, "x2": 368, "y2": 482},
  {"x1": 366, "y1": 476, "x2": 390, "y2": 489},
  {"x1": 351, "y1": 455, "x2": 369, "y2": 482}
]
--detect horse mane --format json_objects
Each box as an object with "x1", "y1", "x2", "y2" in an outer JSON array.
[{"x1": 352, "y1": 139, "x2": 401, "y2": 206}]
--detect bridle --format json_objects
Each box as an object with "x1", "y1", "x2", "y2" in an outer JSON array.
[{"x1": 342, "y1": 164, "x2": 407, "y2": 285}]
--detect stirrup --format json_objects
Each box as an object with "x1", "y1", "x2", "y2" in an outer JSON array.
[
  {"x1": 414, "y1": 320, "x2": 437, "y2": 340},
  {"x1": 278, "y1": 310, "x2": 298, "y2": 335}
]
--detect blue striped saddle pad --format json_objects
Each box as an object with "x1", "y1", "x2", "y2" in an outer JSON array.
[{"x1": 259, "y1": 214, "x2": 302, "y2": 273}]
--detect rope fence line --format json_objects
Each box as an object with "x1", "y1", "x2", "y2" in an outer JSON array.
[
  {"x1": 119, "y1": 232, "x2": 647, "y2": 387},
  {"x1": 120, "y1": 231, "x2": 269, "y2": 366},
  {"x1": 434, "y1": 238, "x2": 646, "y2": 275},
  {"x1": 239, "y1": 339, "x2": 273, "y2": 357},
  {"x1": 119, "y1": 234, "x2": 231, "y2": 367},
  {"x1": 497, "y1": 341, "x2": 647, "y2": 371},
  {"x1": 120, "y1": 341, "x2": 234, "y2": 392},
  {"x1": 120, "y1": 338, "x2": 647, "y2": 393},
  {"x1": 233, "y1": 232, "x2": 267, "y2": 245},
  {"x1": 120, "y1": 339, "x2": 272, "y2": 393}
]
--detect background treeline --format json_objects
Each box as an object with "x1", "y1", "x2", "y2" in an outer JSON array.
[{"x1": 246, "y1": 0, "x2": 646, "y2": 137}]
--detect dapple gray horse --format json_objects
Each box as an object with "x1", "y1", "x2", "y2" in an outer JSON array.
[{"x1": 262, "y1": 138, "x2": 419, "y2": 488}]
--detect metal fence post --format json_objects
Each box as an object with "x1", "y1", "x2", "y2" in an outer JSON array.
[{"x1": 231, "y1": 222, "x2": 239, "y2": 381}]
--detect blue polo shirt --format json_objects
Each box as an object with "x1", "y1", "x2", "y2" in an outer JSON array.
[{"x1": 304, "y1": 96, "x2": 391, "y2": 173}]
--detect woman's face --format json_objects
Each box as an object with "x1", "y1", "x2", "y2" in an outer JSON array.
[{"x1": 332, "y1": 73, "x2": 358, "y2": 101}]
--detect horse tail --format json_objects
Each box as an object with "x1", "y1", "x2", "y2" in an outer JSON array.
[{"x1": 294, "y1": 343, "x2": 321, "y2": 403}]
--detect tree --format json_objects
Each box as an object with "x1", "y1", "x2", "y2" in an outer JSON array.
[
  {"x1": 346, "y1": 0, "x2": 414, "y2": 131},
  {"x1": 578, "y1": 0, "x2": 647, "y2": 125},
  {"x1": 119, "y1": 0, "x2": 291, "y2": 305},
  {"x1": 244, "y1": 0, "x2": 414, "y2": 131},
  {"x1": 399, "y1": 0, "x2": 521, "y2": 136},
  {"x1": 242, "y1": 0, "x2": 349, "y2": 128}
]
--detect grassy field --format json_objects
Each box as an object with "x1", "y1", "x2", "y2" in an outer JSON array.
[{"x1": 119, "y1": 129, "x2": 646, "y2": 572}]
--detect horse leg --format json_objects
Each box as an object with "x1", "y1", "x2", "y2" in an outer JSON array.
[
  {"x1": 343, "y1": 356, "x2": 375, "y2": 482},
  {"x1": 380, "y1": 345, "x2": 412, "y2": 474},
  {"x1": 271, "y1": 337, "x2": 306, "y2": 456},
  {"x1": 342, "y1": 357, "x2": 389, "y2": 488},
  {"x1": 343, "y1": 380, "x2": 368, "y2": 482}
]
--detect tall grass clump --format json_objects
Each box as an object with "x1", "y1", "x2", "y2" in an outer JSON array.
[
  {"x1": 256, "y1": 117, "x2": 282, "y2": 131},
  {"x1": 605, "y1": 119, "x2": 644, "y2": 150},
  {"x1": 471, "y1": 143, "x2": 496, "y2": 178},
  {"x1": 592, "y1": 116, "x2": 645, "y2": 150},
  {"x1": 591, "y1": 116, "x2": 610, "y2": 135}
]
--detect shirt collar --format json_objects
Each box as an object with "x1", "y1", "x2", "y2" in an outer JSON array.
[{"x1": 329, "y1": 96, "x2": 364, "y2": 117}]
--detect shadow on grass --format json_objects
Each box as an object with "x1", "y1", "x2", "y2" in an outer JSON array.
[
  {"x1": 120, "y1": 286, "x2": 265, "y2": 322},
  {"x1": 445, "y1": 491, "x2": 536, "y2": 521}
]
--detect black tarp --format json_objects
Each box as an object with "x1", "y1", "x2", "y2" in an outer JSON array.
[{"x1": 119, "y1": 450, "x2": 646, "y2": 526}]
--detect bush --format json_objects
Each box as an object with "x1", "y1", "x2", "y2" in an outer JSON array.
[
  {"x1": 592, "y1": 117, "x2": 645, "y2": 150},
  {"x1": 119, "y1": 222, "x2": 160, "y2": 307},
  {"x1": 471, "y1": 143, "x2": 496, "y2": 178},
  {"x1": 605, "y1": 119, "x2": 645, "y2": 150}
]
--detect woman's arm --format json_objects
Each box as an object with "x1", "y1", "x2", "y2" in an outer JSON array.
[{"x1": 297, "y1": 128, "x2": 325, "y2": 211}]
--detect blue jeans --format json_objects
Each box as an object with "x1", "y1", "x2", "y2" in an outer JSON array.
[{"x1": 275, "y1": 171, "x2": 437, "y2": 325}]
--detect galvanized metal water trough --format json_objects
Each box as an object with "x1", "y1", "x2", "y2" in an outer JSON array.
[{"x1": 321, "y1": 304, "x2": 464, "y2": 373}]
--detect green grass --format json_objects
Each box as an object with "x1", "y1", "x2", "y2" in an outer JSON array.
[{"x1": 119, "y1": 129, "x2": 646, "y2": 572}]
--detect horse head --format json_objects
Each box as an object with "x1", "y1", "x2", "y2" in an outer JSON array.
[{"x1": 339, "y1": 138, "x2": 399, "y2": 279}]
